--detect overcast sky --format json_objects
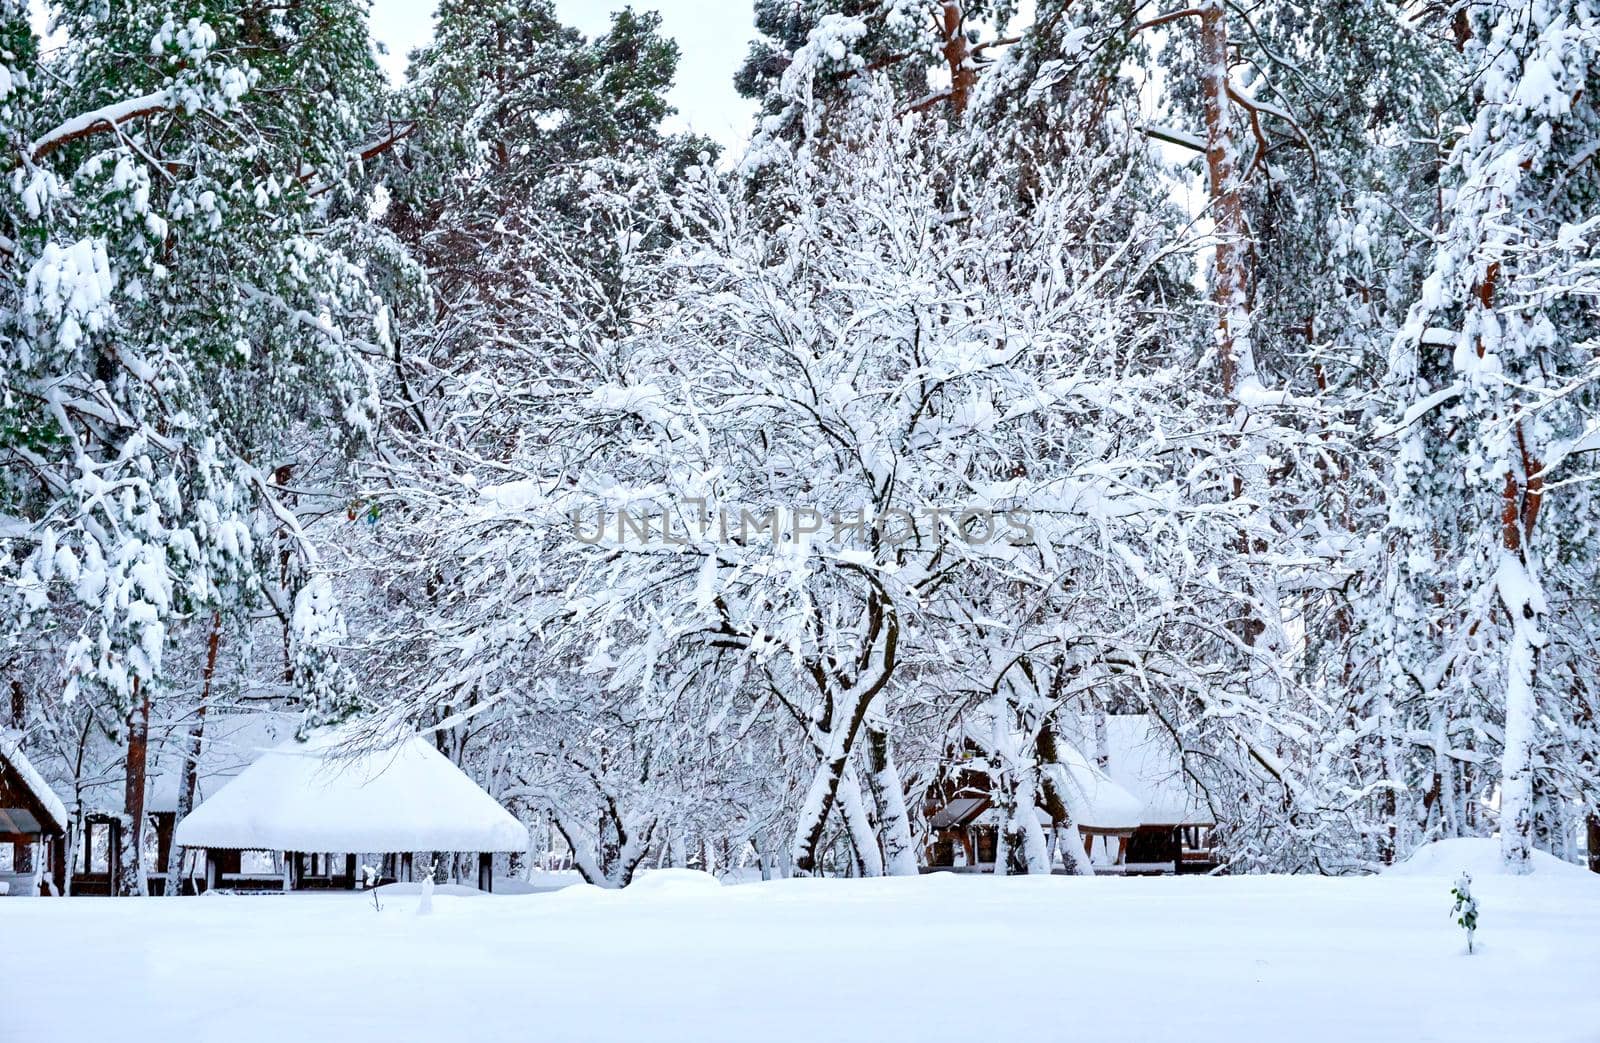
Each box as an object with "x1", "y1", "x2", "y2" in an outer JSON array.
[{"x1": 369, "y1": 0, "x2": 758, "y2": 150}]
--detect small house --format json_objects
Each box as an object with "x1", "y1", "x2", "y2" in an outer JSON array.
[
  {"x1": 923, "y1": 714, "x2": 1216, "y2": 874},
  {"x1": 0, "y1": 731, "x2": 68, "y2": 896},
  {"x1": 925, "y1": 737, "x2": 1144, "y2": 872}
]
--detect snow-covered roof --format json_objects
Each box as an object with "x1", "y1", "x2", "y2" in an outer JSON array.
[
  {"x1": 929, "y1": 796, "x2": 987, "y2": 830},
  {"x1": 1099, "y1": 715, "x2": 1213, "y2": 827},
  {"x1": 147, "y1": 712, "x2": 297, "y2": 814},
  {"x1": 946, "y1": 708, "x2": 1146, "y2": 832},
  {"x1": 931, "y1": 753, "x2": 1143, "y2": 832},
  {"x1": 0, "y1": 731, "x2": 69, "y2": 834},
  {"x1": 174, "y1": 730, "x2": 529, "y2": 853},
  {"x1": 1050, "y1": 742, "x2": 1144, "y2": 831}
]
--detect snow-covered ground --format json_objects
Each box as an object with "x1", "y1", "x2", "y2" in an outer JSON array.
[{"x1": 2, "y1": 843, "x2": 1596, "y2": 1042}]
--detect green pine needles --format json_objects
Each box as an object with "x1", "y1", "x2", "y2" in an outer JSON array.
[{"x1": 1451, "y1": 873, "x2": 1479, "y2": 954}]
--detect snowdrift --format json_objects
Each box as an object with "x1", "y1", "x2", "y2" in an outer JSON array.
[
  {"x1": 1385, "y1": 836, "x2": 1594, "y2": 879},
  {"x1": 626, "y1": 868, "x2": 724, "y2": 894}
]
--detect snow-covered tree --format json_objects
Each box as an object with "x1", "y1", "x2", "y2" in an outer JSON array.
[
  {"x1": 0, "y1": 0, "x2": 391, "y2": 893},
  {"x1": 1392, "y1": 0, "x2": 1600, "y2": 873}
]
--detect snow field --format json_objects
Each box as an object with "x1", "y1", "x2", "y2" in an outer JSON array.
[{"x1": 3, "y1": 852, "x2": 1596, "y2": 1043}]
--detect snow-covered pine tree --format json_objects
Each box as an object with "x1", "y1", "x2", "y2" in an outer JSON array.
[
  {"x1": 737, "y1": 0, "x2": 1021, "y2": 170},
  {"x1": 1, "y1": 0, "x2": 390, "y2": 893},
  {"x1": 1394, "y1": 0, "x2": 1600, "y2": 873}
]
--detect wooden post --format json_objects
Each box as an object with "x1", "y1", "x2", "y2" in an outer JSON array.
[
  {"x1": 478, "y1": 852, "x2": 492, "y2": 892},
  {"x1": 204, "y1": 850, "x2": 218, "y2": 892},
  {"x1": 282, "y1": 851, "x2": 294, "y2": 892},
  {"x1": 106, "y1": 817, "x2": 122, "y2": 896},
  {"x1": 50, "y1": 834, "x2": 65, "y2": 895},
  {"x1": 345, "y1": 852, "x2": 358, "y2": 889},
  {"x1": 154, "y1": 812, "x2": 173, "y2": 875}
]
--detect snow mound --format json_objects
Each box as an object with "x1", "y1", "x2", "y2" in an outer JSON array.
[
  {"x1": 541, "y1": 881, "x2": 608, "y2": 902},
  {"x1": 626, "y1": 869, "x2": 724, "y2": 894},
  {"x1": 492, "y1": 872, "x2": 585, "y2": 895},
  {"x1": 374, "y1": 882, "x2": 484, "y2": 897},
  {"x1": 1385, "y1": 837, "x2": 1593, "y2": 879}
]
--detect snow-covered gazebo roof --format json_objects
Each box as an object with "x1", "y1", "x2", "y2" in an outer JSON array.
[
  {"x1": 1051, "y1": 741, "x2": 1145, "y2": 832},
  {"x1": 929, "y1": 737, "x2": 1144, "y2": 833},
  {"x1": 0, "y1": 730, "x2": 69, "y2": 835},
  {"x1": 174, "y1": 730, "x2": 528, "y2": 853},
  {"x1": 1098, "y1": 715, "x2": 1213, "y2": 828}
]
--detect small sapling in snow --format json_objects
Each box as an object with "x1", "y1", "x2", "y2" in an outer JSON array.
[
  {"x1": 416, "y1": 861, "x2": 437, "y2": 916},
  {"x1": 1450, "y1": 872, "x2": 1478, "y2": 953}
]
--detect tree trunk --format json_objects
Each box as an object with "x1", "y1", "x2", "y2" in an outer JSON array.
[
  {"x1": 1198, "y1": 0, "x2": 1291, "y2": 733},
  {"x1": 551, "y1": 807, "x2": 654, "y2": 888},
  {"x1": 790, "y1": 592, "x2": 899, "y2": 875},
  {"x1": 1478, "y1": 251, "x2": 1545, "y2": 873},
  {"x1": 1199, "y1": 0, "x2": 1247, "y2": 397},
  {"x1": 1037, "y1": 725, "x2": 1093, "y2": 875},
  {"x1": 940, "y1": 3, "x2": 976, "y2": 116},
  {"x1": 790, "y1": 681, "x2": 889, "y2": 874},
  {"x1": 836, "y1": 764, "x2": 884, "y2": 877},
  {"x1": 792, "y1": 741, "x2": 851, "y2": 875},
  {"x1": 118, "y1": 676, "x2": 150, "y2": 896},
  {"x1": 1497, "y1": 552, "x2": 1543, "y2": 874},
  {"x1": 1008, "y1": 797, "x2": 1052, "y2": 874},
  {"x1": 988, "y1": 693, "x2": 1051, "y2": 875},
  {"x1": 1378, "y1": 694, "x2": 1400, "y2": 865},
  {"x1": 865, "y1": 721, "x2": 919, "y2": 876},
  {"x1": 166, "y1": 613, "x2": 222, "y2": 895}
]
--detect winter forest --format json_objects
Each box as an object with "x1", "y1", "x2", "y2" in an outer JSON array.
[{"x1": 1, "y1": 0, "x2": 1599, "y2": 1037}]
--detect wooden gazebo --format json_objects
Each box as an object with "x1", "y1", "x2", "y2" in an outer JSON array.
[
  {"x1": 1097, "y1": 715, "x2": 1217, "y2": 873},
  {"x1": 925, "y1": 744, "x2": 1145, "y2": 873},
  {"x1": 175, "y1": 729, "x2": 528, "y2": 893}
]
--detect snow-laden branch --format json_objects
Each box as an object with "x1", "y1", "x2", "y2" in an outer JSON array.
[
  {"x1": 28, "y1": 90, "x2": 173, "y2": 163},
  {"x1": 1141, "y1": 124, "x2": 1207, "y2": 153},
  {"x1": 302, "y1": 120, "x2": 418, "y2": 196}
]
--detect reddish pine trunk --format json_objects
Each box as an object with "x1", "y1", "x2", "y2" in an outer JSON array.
[
  {"x1": 119, "y1": 677, "x2": 150, "y2": 896},
  {"x1": 165, "y1": 614, "x2": 222, "y2": 895},
  {"x1": 941, "y1": 3, "x2": 975, "y2": 116}
]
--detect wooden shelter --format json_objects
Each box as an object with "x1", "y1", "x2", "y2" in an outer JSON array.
[
  {"x1": 1097, "y1": 715, "x2": 1217, "y2": 873},
  {"x1": 924, "y1": 741, "x2": 1144, "y2": 873},
  {"x1": 923, "y1": 715, "x2": 1217, "y2": 874},
  {"x1": 175, "y1": 729, "x2": 528, "y2": 893},
  {"x1": 0, "y1": 731, "x2": 68, "y2": 896}
]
